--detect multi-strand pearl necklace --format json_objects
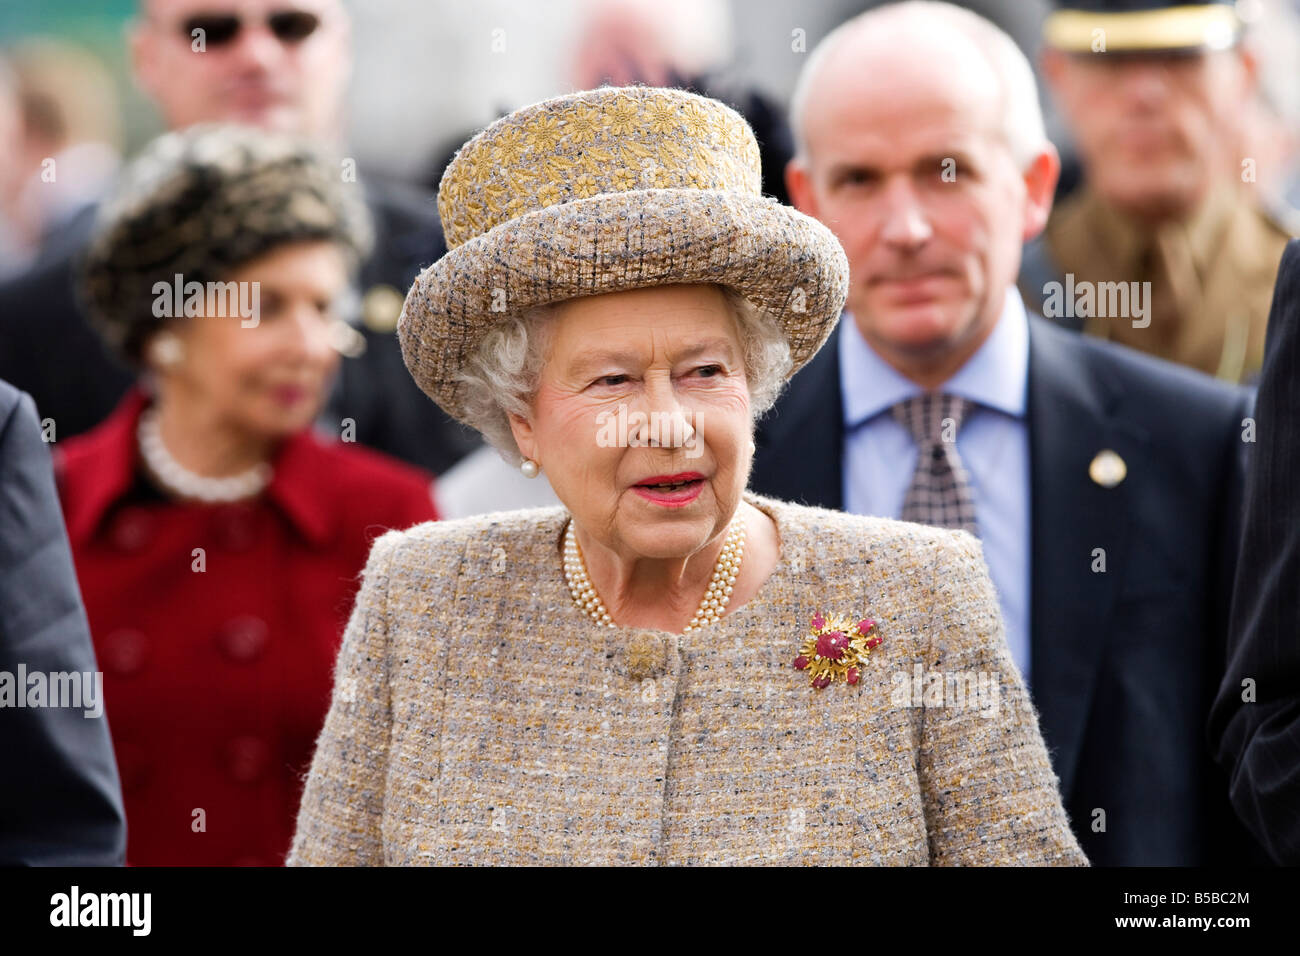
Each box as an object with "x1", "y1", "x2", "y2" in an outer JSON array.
[
  {"x1": 562, "y1": 517, "x2": 746, "y2": 632},
  {"x1": 137, "y1": 406, "x2": 273, "y2": 504}
]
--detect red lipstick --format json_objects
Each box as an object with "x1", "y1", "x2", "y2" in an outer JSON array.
[{"x1": 632, "y1": 472, "x2": 705, "y2": 508}]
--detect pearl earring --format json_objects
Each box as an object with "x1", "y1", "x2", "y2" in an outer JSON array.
[
  {"x1": 148, "y1": 333, "x2": 184, "y2": 368},
  {"x1": 520, "y1": 458, "x2": 540, "y2": 479}
]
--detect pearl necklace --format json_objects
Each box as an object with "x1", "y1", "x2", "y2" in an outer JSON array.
[
  {"x1": 562, "y1": 517, "x2": 746, "y2": 632},
  {"x1": 137, "y1": 406, "x2": 273, "y2": 504}
]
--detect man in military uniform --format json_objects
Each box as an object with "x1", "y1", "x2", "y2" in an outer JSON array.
[{"x1": 1021, "y1": 0, "x2": 1298, "y2": 382}]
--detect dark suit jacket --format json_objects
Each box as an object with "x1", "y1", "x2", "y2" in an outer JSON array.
[
  {"x1": 0, "y1": 379, "x2": 126, "y2": 864},
  {"x1": 1210, "y1": 238, "x2": 1300, "y2": 864},
  {"x1": 751, "y1": 313, "x2": 1260, "y2": 865},
  {"x1": 0, "y1": 177, "x2": 479, "y2": 475}
]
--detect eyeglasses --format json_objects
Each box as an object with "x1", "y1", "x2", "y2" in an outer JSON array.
[{"x1": 179, "y1": 10, "x2": 322, "y2": 47}]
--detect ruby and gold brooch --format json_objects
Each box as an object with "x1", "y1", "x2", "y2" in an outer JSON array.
[{"x1": 793, "y1": 612, "x2": 883, "y2": 689}]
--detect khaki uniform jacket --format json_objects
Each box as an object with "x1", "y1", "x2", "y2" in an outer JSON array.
[
  {"x1": 288, "y1": 493, "x2": 1088, "y2": 866},
  {"x1": 1022, "y1": 186, "x2": 1295, "y2": 382}
]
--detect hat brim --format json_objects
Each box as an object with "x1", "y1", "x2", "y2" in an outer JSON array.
[{"x1": 398, "y1": 188, "x2": 849, "y2": 424}]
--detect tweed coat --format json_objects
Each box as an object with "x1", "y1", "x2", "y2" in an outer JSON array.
[{"x1": 288, "y1": 492, "x2": 1088, "y2": 866}]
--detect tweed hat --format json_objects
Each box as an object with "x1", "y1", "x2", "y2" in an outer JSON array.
[
  {"x1": 81, "y1": 123, "x2": 372, "y2": 365},
  {"x1": 398, "y1": 85, "x2": 849, "y2": 423}
]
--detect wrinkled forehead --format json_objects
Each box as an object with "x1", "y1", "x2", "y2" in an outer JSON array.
[{"x1": 810, "y1": 90, "x2": 1004, "y2": 175}]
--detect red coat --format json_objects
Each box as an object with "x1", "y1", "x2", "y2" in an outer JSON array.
[{"x1": 55, "y1": 388, "x2": 439, "y2": 865}]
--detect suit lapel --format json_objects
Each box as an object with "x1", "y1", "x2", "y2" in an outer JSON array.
[
  {"x1": 1027, "y1": 318, "x2": 1143, "y2": 800},
  {"x1": 752, "y1": 322, "x2": 844, "y2": 509}
]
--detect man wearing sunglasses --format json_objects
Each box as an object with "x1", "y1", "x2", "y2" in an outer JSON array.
[
  {"x1": 0, "y1": 0, "x2": 479, "y2": 476},
  {"x1": 132, "y1": 1, "x2": 345, "y2": 140}
]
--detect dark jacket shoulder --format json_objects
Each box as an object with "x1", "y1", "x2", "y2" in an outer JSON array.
[{"x1": 1031, "y1": 315, "x2": 1251, "y2": 443}]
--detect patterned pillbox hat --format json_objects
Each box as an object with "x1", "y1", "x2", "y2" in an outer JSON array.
[{"x1": 398, "y1": 85, "x2": 849, "y2": 424}]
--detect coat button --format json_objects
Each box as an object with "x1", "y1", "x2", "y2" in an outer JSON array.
[
  {"x1": 102, "y1": 628, "x2": 147, "y2": 677},
  {"x1": 224, "y1": 735, "x2": 270, "y2": 783},
  {"x1": 619, "y1": 630, "x2": 667, "y2": 681},
  {"x1": 216, "y1": 616, "x2": 269, "y2": 663},
  {"x1": 212, "y1": 504, "x2": 257, "y2": 552},
  {"x1": 108, "y1": 508, "x2": 153, "y2": 552}
]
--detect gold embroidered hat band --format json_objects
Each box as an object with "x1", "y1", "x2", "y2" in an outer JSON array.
[
  {"x1": 1043, "y1": 2, "x2": 1242, "y2": 54},
  {"x1": 398, "y1": 85, "x2": 850, "y2": 424}
]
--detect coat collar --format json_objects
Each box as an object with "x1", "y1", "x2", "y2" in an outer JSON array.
[
  {"x1": 1049, "y1": 185, "x2": 1238, "y2": 296},
  {"x1": 60, "y1": 385, "x2": 339, "y2": 548}
]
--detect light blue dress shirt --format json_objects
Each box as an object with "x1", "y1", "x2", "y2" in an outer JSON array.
[{"x1": 838, "y1": 287, "x2": 1032, "y2": 684}]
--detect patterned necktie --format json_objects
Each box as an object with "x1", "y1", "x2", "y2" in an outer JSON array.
[{"x1": 891, "y1": 393, "x2": 979, "y2": 536}]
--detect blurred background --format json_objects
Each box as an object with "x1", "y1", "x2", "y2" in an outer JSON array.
[
  {"x1": 5, "y1": 0, "x2": 1299, "y2": 247},
  {"x1": 0, "y1": 1, "x2": 1056, "y2": 195}
]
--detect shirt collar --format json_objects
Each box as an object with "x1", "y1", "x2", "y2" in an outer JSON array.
[
  {"x1": 60, "y1": 386, "x2": 338, "y2": 547},
  {"x1": 839, "y1": 285, "x2": 1029, "y2": 429}
]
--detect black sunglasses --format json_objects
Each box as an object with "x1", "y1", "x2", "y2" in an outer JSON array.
[{"x1": 180, "y1": 10, "x2": 321, "y2": 47}]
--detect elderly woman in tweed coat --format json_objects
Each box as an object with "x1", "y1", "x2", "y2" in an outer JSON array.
[{"x1": 289, "y1": 86, "x2": 1088, "y2": 866}]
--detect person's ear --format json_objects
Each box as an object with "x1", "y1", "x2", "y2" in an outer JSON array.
[
  {"x1": 128, "y1": 17, "x2": 162, "y2": 102},
  {"x1": 332, "y1": 7, "x2": 355, "y2": 92},
  {"x1": 1021, "y1": 143, "x2": 1061, "y2": 242},
  {"x1": 507, "y1": 411, "x2": 537, "y2": 465},
  {"x1": 1234, "y1": 45, "x2": 1258, "y2": 97},
  {"x1": 144, "y1": 330, "x2": 187, "y2": 375},
  {"x1": 1039, "y1": 47, "x2": 1066, "y2": 97},
  {"x1": 785, "y1": 157, "x2": 819, "y2": 218}
]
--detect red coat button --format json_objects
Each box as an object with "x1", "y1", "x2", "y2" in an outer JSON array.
[
  {"x1": 216, "y1": 616, "x2": 269, "y2": 663},
  {"x1": 212, "y1": 504, "x2": 257, "y2": 552},
  {"x1": 224, "y1": 735, "x2": 270, "y2": 783},
  {"x1": 102, "y1": 628, "x2": 147, "y2": 676},
  {"x1": 108, "y1": 508, "x2": 153, "y2": 552}
]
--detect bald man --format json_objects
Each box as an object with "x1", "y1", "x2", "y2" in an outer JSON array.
[
  {"x1": 0, "y1": 0, "x2": 478, "y2": 475},
  {"x1": 750, "y1": 0, "x2": 1262, "y2": 865}
]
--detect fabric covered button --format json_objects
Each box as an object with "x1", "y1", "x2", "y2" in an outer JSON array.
[
  {"x1": 108, "y1": 507, "x2": 153, "y2": 552},
  {"x1": 618, "y1": 630, "x2": 667, "y2": 681},
  {"x1": 216, "y1": 615, "x2": 269, "y2": 663},
  {"x1": 102, "y1": 628, "x2": 147, "y2": 677},
  {"x1": 224, "y1": 735, "x2": 270, "y2": 783}
]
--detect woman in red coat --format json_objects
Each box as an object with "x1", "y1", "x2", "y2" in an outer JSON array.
[{"x1": 54, "y1": 125, "x2": 438, "y2": 865}]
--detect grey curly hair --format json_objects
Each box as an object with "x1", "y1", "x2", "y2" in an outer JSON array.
[{"x1": 456, "y1": 285, "x2": 794, "y2": 463}]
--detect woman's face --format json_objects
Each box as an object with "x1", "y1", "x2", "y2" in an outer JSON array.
[
  {"x1": 509, "y1": 283, "x2": 754, "y2": 562},
  {"x1": 151, "y1": 239, "x2": 345, "y2": 439}
]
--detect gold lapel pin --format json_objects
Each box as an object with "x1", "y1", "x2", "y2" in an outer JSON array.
[{"x1": 1089, "y1": 449, "x2": 1127, "y2": 488}]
